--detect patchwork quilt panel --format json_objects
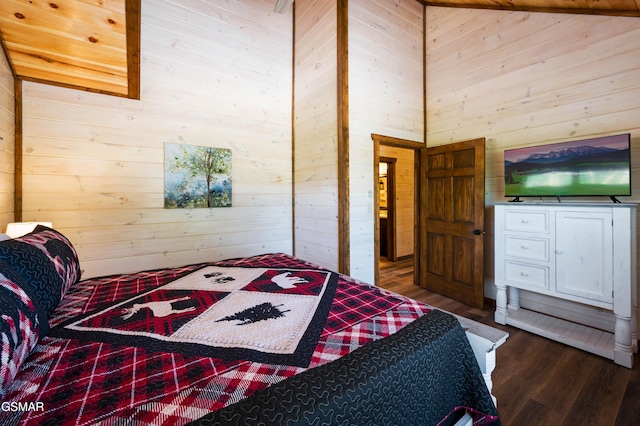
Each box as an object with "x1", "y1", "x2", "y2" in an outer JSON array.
[{"x1": 50, "y1": 265, "x2": 339, "y2": 367}]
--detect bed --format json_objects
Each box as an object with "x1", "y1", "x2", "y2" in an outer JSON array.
[{"x1": 0, "y1": 226, "x2": 501, "y2": 425}]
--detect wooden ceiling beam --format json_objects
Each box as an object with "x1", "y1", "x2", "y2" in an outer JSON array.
[{"x1": 418, "y1": 0, "x2": 640, "y2": 16}]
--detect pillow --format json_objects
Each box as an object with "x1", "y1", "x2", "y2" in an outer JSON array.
[
  {"x1": 0, "y1": 264, "x2": 45, "y2": 400},
  {"x1": 0, "y1": 225, "x2": 81, "y2": 322}
]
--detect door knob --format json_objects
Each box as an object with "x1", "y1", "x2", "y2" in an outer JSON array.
[{"x1": 473, "y1": 229, "x2": 485, "y2": 235}]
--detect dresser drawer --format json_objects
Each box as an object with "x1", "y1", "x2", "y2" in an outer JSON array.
[
  {"x1": 505, "y1": 261, "x2": 549, "y2": 291},
  {"x1": 505, "y1": 235, "x2": 549, "y2": 262},
  {"x1": 505, "y1": 209, "x2": 549, "y2": 233}
]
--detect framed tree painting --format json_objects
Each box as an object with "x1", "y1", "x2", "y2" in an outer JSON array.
[{"x1": 165, "y1": 143, "x2": 232, "y2": 208}]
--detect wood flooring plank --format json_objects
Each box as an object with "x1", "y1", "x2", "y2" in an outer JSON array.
[
  {"x1": 615, "y1": 379, "x2": 640, "y2": 426},
  {"x1": 526, "y1": 347, "x2": 598, "y2": 423},
  {"x1": 509, "y1": 399, "x2": 550, "y2": 426},
  {"x1": 561, "y1": 361, "x2": 629, "y2": 426},
  {"x1": 377, "y1": 256, "x2": 639, "y2": 426}
]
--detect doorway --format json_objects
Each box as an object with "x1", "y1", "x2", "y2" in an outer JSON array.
[
  {"x1": 373, "y1": 134, "x2": 486, "y2": 309},
  {"x1": 372, "y1": 134, "x2": 424, "y2": 287},
  {"x1": 378, "y1": 157, "x2": 396, "y2": 261}
]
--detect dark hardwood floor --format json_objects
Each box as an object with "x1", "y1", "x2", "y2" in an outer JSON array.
[{"x1": 379, "y1": 257, "x2": 640, "y2": 426}]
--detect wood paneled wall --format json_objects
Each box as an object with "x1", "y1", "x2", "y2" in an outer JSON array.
[
  {"x1": 0, "y1": 50, "x2": 14, "y2": 229},
  {"x1": 348, "y1": 0, "x2": 424, "y2": 283},
  {"x1": 379, "y1": 145, "x2": 415, "y2": 258},
  {"x1": 425, "y1": 7, "x2": 640, "y2": 311},
  {"x1": 293, "y1": 0, "x2": 340, "y2": 271},
  {"x1": 14, "y1": 2, "x2": 639, "y2": 298},
  {"x1": 294, "y1": 0, "x2": 423, "y2": 283},
  {"x1": 20, "y1": 0, "x2": 293, "y2": 278}
]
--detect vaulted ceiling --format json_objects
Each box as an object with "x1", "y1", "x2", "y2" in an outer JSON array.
[{"x1": 0, "y1": 0, "x2": 637, "y2": 100}]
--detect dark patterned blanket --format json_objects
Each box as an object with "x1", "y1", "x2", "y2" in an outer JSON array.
[
  {"x1": 191, "y1": 309, "x2": 499, "y2": 426},
  {"x1": 0, "y1": 253, "x2": 500, "y2": 426}
]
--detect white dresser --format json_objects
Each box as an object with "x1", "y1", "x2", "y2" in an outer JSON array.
[{"x1": 494, "y1": 202, "x2": 637, "y2": 368}]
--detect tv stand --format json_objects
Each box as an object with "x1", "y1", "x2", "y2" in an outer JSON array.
[
  {"x1": 508, "y1": 196, "x2": 522, "y2": 202},
  {"x1": 611, "y1": 196, "x2": 621, "y2": 203},
  {"x1": 494, "y1": 202, "x2": 637, "y2": 367}
]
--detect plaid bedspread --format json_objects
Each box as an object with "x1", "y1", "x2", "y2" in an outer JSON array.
[{"x1": 0, "y1": 253, "x2": 499, "y2": 425}]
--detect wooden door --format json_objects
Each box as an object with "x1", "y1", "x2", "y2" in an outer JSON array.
[{"x1": 418, "y1": 138, "x2": 485, "y2": 309}]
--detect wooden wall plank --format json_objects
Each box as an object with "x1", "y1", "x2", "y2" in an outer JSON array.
[
  {"x1": 425, "y1": 7, "x2": 640, "y2": 311},
  {"x1": 20, "y1": 0, "x2": 293, "y2": 278},
  {"x1": 348, "y1": 0, "x2": 424, "y2": 283},
  {"x1": 293, "y1": 0, "x2": 340, "y2": 271},
  {"x1": 0, "y1": 47, "x2": 14, "y2": 231}
]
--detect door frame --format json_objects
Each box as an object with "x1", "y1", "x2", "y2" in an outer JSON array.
[{"x1": 372, "y1": 133, "x2": 425, "y2": 287}]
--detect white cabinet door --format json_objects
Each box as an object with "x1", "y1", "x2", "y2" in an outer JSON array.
[{"x1": 555, "y1": 210, "x2": 613, "y2": 304}]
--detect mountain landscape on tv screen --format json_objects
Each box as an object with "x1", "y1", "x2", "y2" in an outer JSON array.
[
  {"x1": 504, "y1": 139, "x2": 631, "y2": 197},
  {"x1": 505, "y1": 146, "x2": 629, "y2": 172}
]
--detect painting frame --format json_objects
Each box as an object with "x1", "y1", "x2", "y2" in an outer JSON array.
[{"x1": 164, "y1": 143, "x2": 232, "y2": 209}]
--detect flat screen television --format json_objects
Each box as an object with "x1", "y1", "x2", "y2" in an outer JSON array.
[{"x1": 504, "y1": 133, "x2": 631, "y2": 200}]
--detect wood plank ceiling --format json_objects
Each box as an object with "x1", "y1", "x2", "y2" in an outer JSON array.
[
  {"x1": 0, "y1": 0, "x2": 140, "y2": 99},
  {"x1": 0, "y1": 0, "x2": 637, "y2": 101}
]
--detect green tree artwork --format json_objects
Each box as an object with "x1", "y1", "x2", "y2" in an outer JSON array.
[{"x1": 164, "y1": 143, "x2": 232, "y2": 208}]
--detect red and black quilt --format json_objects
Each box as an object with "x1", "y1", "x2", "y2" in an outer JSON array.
[
  {"x1": 50, "y1": 264, "x2": 340, "y2": 367},
  {"x1": 0, "y1": 253, "x2": 500, "y2": 426}
]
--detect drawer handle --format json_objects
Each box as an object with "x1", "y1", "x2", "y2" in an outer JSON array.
[
  {"x1": 520, "y1": 272, "x2": 529, "y2": 277},
  {"x1": 521, "y1": 219, "x2": 530, "y2": 223},
  {"x1": 521, "y1": 245, "x2": 529, "y2": 250}
]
